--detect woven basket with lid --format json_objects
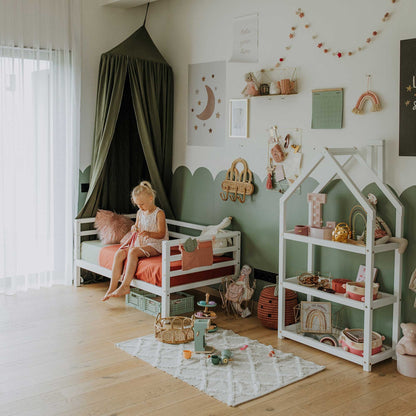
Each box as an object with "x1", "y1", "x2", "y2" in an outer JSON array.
[{"x1": 257, "y1": 286, "x2": 298, "y2": 330}]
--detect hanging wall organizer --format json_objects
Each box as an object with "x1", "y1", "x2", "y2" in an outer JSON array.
[{"x1": 220, "y1": 158, "x2": 254, "y2": 203}]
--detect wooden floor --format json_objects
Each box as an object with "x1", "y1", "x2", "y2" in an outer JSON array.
[{"x1": 0, "y1": 283, "x2": 415, "y2": 416}]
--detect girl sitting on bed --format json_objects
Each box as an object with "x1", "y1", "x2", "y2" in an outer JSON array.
[{"x1": 102, "y1": 181, "x2": 168, "y2": 301}]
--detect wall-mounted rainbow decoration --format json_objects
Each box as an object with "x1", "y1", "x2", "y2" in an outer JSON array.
[{"x1": 352, "y1": 90, "x2": 382, "y2": 114}]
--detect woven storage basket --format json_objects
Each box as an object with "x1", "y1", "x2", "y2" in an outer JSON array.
[
  {"x1": 257, "y1": 286, "x2": 298, "y2": 330},
  {"x1": 154, "y1": 315, "x2": 194, "y2": 344},
  {"x1": 126, "y1": 288, "x2": 194, "y2": 317}
]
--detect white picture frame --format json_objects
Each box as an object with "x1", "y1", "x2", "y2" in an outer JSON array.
[{"x1": 229, "y1": 99, "x2": 249, "y2": 138}]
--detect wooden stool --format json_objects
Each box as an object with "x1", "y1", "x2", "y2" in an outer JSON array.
[{"x1": 257, "y1": 286, "x2": 298, "y2": 330}]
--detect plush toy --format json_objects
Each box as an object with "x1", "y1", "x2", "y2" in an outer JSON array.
[
  {"x1": 366, "y1": 194, "x2": 408, "y2": 253},
  {"x1": 241, "y1": 72, "x2": 260, "y2": 97},
  {"x1": 200, "y1": 217, "x2": 232, "y2": 255},
  {"x1": 396, "y1": 323, "x2": 416, "y2": 356}
]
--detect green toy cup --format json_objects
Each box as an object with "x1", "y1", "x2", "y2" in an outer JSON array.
[{"x1": 211, "y1": 355, "x2": 220, "y2": 365}]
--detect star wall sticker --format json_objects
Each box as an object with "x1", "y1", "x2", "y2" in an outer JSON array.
[
  {"x1": 406, "y1": 85, "x2": 412, "y2": 92},
  {"x1": 405, "y1": 100, "x2": 411, "y2": 106}
]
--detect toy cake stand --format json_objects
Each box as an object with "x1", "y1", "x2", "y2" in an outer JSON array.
[{"x1": 194, "y1": 293, "x2": 218, "y2": 332}]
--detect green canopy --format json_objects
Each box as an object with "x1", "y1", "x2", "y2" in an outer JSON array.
[{"x1": 77, "y1": 25, "x2": 174, "y2": 218}]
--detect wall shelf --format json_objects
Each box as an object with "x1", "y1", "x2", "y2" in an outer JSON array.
[{"x1": 278, "y1": 146, "x2": 404, "y2": 372}]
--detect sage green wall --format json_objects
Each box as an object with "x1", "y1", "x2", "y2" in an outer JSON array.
[{"x1": 171, "y1": 166, "x2": 416, "y2": 342}]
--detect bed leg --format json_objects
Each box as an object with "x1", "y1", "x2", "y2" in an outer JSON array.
[
  {"x1": 74, "y1": 266, "x2": 81, "y2": 287},
  {"x1": 161, "y1": 293, "x2": 170, "y2": 318}
]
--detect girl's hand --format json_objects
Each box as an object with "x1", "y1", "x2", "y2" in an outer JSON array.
[
  {"x1": 139, "y1": 230, "x2": 150, "y2": 238},
  {"x1": 131, "y1": 224, "x2": 139, "y2": 232}
]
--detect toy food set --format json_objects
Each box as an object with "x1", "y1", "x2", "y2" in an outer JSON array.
[
  {"x1": 339, "y1": 328, "x2": 385, "y2": 356},
  {"x1": 297, "y1": 272, "x2": 333, "y2": 292},
  {"x1": 343, "y1": 281, "x2": 379, "y2": 301}
]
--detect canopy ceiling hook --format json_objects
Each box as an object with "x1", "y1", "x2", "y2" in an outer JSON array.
[{"x1": 143, "y1": 2, "x2": 150, "y2": 27}]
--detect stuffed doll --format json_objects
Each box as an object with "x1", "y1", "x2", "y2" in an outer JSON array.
[
  {"x1": 241, "y1": 72, "x2": 260, "y2": 97},
  {"x1": 224, "y1": 265, "x2": 256, "y2": 318}
]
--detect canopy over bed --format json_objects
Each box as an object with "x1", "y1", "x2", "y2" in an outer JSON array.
[{"x1": 77, "y1": 24, "x2": 174, "y2": 218}]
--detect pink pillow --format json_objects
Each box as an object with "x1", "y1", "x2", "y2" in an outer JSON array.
[{"x1": 94, "y1": 210, "x2": 134, "y2": 244}]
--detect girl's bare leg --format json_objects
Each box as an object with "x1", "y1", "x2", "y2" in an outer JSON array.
[
  {"x1": 102, "y1": 248, "x2": 128, "y2": 301},
  {"x1": 109, "y1": 246, "x2": 159, "y2": 298}
]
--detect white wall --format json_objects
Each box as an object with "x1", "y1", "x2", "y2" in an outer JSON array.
[{"x1": 80, "y1": 0, "x2": 416, "y2": 194}]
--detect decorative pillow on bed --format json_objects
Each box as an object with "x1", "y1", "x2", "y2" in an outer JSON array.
[{"x1": 94, "y1": 210, "x2": 134, "y2": 244}]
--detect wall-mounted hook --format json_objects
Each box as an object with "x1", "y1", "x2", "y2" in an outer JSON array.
[{"x1": 220, "y1": 158, "x2": 254, "y2": 204}]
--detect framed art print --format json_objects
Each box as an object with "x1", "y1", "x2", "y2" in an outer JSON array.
[
  {"x1": 300, "y1": 301, "x2": 332, "y2": 334},
  {"x1": 188, "y1": 61, "x2": 226, "y2": 147},
  {"x1": 229, "y1": 98, "x2": 249, "y2": 138}
]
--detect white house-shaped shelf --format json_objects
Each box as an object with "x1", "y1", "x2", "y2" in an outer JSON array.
[{"x1": 277, "y1": 146, "x2": 404, "y2": 372}]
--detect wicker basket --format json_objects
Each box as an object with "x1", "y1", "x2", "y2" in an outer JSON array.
[
  {"x1": 126, "y1": 288, "x2": 194, "y2": 317},
  {"x1": 257, "y1": 286, "x2": 298, "y2": 330},
  {"x1": 154, "y1": 315, "x2": 194, "y2": 344}
]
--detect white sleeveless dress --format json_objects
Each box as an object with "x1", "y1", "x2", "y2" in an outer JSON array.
[{"x1": 134, "y1": 207, "x2": 169, "y2": 253}]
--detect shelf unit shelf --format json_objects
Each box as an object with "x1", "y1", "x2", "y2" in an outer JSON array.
[
  {"x1": 283, "y1": 324, "x2": 394, "y2": 366},
  {"x1": 283, "y1": 277, "x2": 396, "y2": 310},
  {"x1": 278, "y1": 146, "x2": 404, "y2": 372},
  {"x1": 284, "y1": 231, "x2": 400, "y2": 254}
]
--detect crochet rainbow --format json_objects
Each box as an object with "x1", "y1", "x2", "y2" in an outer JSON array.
[{"x1": 352, "y1": 90, "x2": 381, "y2": 114}]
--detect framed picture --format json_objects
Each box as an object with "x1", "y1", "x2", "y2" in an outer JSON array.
[
  {"x1": 300, "y1": 301, "x2": 332, "y2": 334},
  {"x1": 229, "y1": 99, "x2": 249, "y2": 138},
  {"x1": 356, "y1": 265, "x2": 378, "y2": 283}
]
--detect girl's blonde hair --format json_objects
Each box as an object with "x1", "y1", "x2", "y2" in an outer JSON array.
[{"x1": 131, "y1": 181, "x2": 156, "y2": 204}]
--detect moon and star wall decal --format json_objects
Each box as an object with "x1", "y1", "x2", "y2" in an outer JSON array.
[
  {"x1": 188, "y1": 61, "x2": 226, "y2": 146},
  {"x1": 196, "y1": 85, "x2": 215, "y2": 120}
]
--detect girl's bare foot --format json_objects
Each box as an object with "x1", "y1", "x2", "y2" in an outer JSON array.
[
  {"x1": 109, "y1": 285, "x2": 130, "y2": 298},
  {"x1": 102, "y1": 290, "x2": 115, "y2": 301}
]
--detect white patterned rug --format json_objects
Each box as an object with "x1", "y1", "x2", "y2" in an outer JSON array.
[{"x1": 116, "y1": 328, "x2": 324, "y2": 407}]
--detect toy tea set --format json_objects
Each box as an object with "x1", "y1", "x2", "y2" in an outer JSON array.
[{"x1": 194, "y1": 292, "x2": 218, "y2": 332}]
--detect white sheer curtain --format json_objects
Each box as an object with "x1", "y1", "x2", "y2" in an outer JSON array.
[{"x1": 0, "y1": 0, "x2": 80, "y2": 293}]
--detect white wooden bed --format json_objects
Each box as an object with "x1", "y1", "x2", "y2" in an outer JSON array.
[{"x1": 73, "y1": 215, "x2": 241, "y2": 317}]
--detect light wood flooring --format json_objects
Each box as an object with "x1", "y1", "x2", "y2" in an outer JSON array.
[{"x1": 0, "y1": 282, "x2": 415, "y2": 416}]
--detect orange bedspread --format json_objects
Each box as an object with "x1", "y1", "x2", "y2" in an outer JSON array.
[{"x1": 99, "y1": 245, "x2": 235, "y2": 287}]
